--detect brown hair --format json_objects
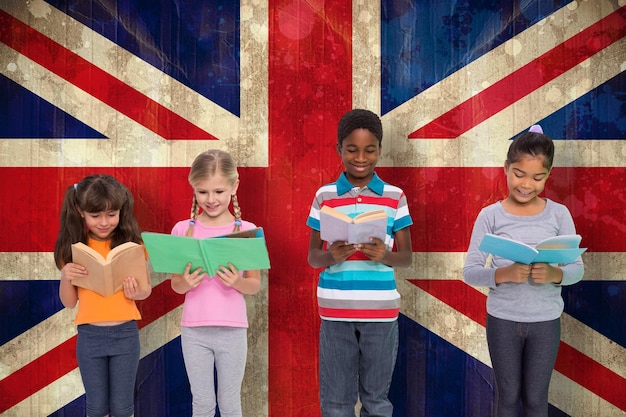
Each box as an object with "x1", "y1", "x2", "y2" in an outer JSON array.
[
  {"x1": 186, "y1": 149, "x2": 241, "y2": 236},
  {"x1": 53, "y1": 174, "x2": 142, "y2": 269}
]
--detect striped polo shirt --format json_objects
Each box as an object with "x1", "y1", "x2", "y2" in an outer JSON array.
[{"x1": 307, "y1": 172, "x2": 413, "y2": 322}]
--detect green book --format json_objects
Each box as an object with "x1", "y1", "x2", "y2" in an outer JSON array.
[{"x1": 141, "y1": 227, "x2": 270, "y2": 276}]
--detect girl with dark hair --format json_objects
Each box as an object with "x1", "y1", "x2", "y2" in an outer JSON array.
[
  {"x1": 464, "y1": 126, "x2": 584, "y2": 417},
  {"x1": 54, "y1": 174, "x2": 151, "y2": 417}
]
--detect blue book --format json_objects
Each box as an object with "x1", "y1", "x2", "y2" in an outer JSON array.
[
  {"x1": 142, "y1": 227, "x2": 270, "y2": 276},
  {"x1": 478, "y1": 234, "x2": 586, "y2": 264}
]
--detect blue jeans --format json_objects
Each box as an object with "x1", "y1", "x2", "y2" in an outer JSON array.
[
  {"x1": 319, "y1": 320, "x2": 399, "y2": 417},
  {"x1": 486, "y1": 315, "x2": 560, "y2": 417},
  {"x1": 76, "y1": 321, "x2": 140, "y2": 417}
]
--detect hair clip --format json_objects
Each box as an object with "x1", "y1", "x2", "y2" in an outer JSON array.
[
  {"x1": 234, "y1": 220, "x2": 242, "y2": 226},
  {"x1": 189, "y1": 220, "x2": 196, "y2": 225},
  {"x1": 73, "y1": 183, "x2": 78, "y2": 191},
  {"x1": 529, "y1": 125, "x2": 543, "y2": 134}
]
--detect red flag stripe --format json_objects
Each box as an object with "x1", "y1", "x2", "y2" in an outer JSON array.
[
  {"x1": 0, "y1": 281, "x2": 184, "y2": 413},
  {"x1": 0, "y1": 10, "x2": 216, "y2": 141},
  {"x1": 1, "y1": 166, "x2": 625, "y2": 253},
  {"x1": 409, "y1": 279, "x2": 626, "y2": 412},
  {"x1": 409, "y1": 7, "x2": 626, "y2": 139}
]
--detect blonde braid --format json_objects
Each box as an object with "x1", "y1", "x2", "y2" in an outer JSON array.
[
  {"x1": 186, "y1": 195, "x2": 199, "y2": 237},
  {"x1": 232, "y1": 194, "x2": 241, "y2": 232}
]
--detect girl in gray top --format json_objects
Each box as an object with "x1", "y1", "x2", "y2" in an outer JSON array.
[{"x1": 463, "y1": 125, "x2": 584, "y2": 417}]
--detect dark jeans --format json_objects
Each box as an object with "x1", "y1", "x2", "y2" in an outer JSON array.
[
  {"x1": 319, "y1": 320, "x2": 399, "y2": 417},
  {"x1": 76, "y1": 321, "x2": 140, "y2": 417},
  {"x1": 486, "y1": 315, "x2": 560, "y2": 417}
]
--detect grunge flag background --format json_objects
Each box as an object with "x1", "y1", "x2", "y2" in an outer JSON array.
[{"x1": 0, "y1": 1, "x2": 624, "y2": 416}]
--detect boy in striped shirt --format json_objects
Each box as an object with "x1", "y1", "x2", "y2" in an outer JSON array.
[{"x1": 307, "y1": 109, "x2": 413, "y2": 417}]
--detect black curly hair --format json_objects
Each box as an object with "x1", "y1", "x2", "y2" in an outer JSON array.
[{"x1": 337, "y1": 109, "x2": 383, "y2": 146}]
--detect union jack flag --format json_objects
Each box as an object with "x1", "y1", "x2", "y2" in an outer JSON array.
[{"x1": 0, "y1": 1, "x2": 624, "y2": 416}]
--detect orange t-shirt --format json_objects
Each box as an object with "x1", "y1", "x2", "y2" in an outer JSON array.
[{"x1": 74, "y1": 238, "x2": 142, "y2": 325}]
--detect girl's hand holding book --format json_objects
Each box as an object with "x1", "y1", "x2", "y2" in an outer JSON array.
[
  {"x1": 182, "y1": 262, "x2": 205, "y2": 288},
  {"x1": 215, "y1": 263, "x2": 240, "y2": 287},
  {"x1": 529, "y1": 263, "x2": 563, "y2": 285},
  {"x1": 61, "y1": 262, "x2": 88, "y2": 283},
  {"x1": 122, "y1": 276, "x2": 151, "y2": 300}
]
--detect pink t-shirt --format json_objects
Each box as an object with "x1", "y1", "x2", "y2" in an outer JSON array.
[{"x1": 171, "y1": 219, "x2": 257, "y2": 328}]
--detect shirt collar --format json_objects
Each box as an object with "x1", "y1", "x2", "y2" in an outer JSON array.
[{"x1": 336, "y1": 172, "x2": 384, "y2": 196}]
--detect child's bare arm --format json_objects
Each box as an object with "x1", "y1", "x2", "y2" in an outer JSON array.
[
  {"x1": 59, "y1": 262, "x2": 85, "y2": 308},
  {"x1": 216, "y1": 266, "x2": 261, "y2": 295}
]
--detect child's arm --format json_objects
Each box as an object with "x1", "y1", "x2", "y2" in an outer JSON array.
[
  {"x1": 308, "y1": 229, "x2": 357, "y2": 268},
  {"x1": 216, "y1": 265, "x2": 261, "y2": 295},
  {"x1": 358, "y1": 227, "x2": 413, "y2": 267},
  {"x1": 59, "y1": 262, "x2": 85, "y2": 308}
]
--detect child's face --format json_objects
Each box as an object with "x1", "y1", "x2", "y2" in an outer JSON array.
[
  {"x1": 193, "y1": 174, "x2": 239, "y2": 223},
  {"x1": 504, "y1": 155, "x2": 550, "y2": 206},
  {"x1": 337, "y1": 128, "x2": 381, "y2": 187},
  {"x1": 81, "y1": 210, "x2": 120, "y2": 241}
]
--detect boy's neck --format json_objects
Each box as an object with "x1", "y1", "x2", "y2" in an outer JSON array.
[{"x1": 345, "y1": 172, "x2": 374, "y2": 189}]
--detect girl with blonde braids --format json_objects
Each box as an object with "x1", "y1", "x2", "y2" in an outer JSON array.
[{"x1": 170, "y1": 149, "x2": 261, "y2": 417}]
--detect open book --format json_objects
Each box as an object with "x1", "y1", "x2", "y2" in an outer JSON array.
[
  {"x1": 141, "y1": 227, "x2": 271, "y2": 276},
  {"x1": 71, "y1": 242, "x2": 149, "y2": 297},
  {"x1": 319, "y1": 206, "x2": 388, "y2": 244},
  {"x1": 478, "y1": 234, "x2": 587, "y2": 264}
]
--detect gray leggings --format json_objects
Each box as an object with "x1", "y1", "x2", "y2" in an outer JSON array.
[
  {"x1": 181, "y1": 326, "x2": 247, "y2": 417},
  {"x1": 486, "y1": 315, "x2": 560, "y2": 417}
]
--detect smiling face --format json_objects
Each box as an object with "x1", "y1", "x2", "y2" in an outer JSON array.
[
  {"x1": 81, "y1": 209, "x2": 120, "y2": 241},
  {"x1": 337, "y1": 128, "x2": 381, "y2": 188},
  {"x1": 193, "y1": 173, "x2": 239, "y2": 225},
  {"x1": 504, "y1": 154, "x2": 550, "y2": 209}
]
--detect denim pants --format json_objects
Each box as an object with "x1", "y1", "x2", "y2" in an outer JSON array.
[
  {"x1": 76, "y1": 321, "x2": 140, "y2": 417},
  {"x1": 486, "y1": 315, "x2": 560, "y2": 417},
  {"x1": 319, "y1": 319, "x2": 399, "y2": 417}
]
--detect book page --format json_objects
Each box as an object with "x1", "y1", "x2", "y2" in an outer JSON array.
[
  {"x1": 353, "y1": 209, "x2": 387, "y2": 223},
  {"x1": 320, "y1": 205, "x2": 352, "y2": 222},
  {"x1": 535, "y1": 235, "x2": 582, "y2": 249},
  {"x1": 533, "y1": 248, "x2": 587, "y2": 264}
]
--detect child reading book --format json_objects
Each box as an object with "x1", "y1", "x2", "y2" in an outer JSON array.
[
  {"x1": 54, "y1": 174, "x2": 151, "y2": 417},
  {"x1": 170, "y1": 149, "x2": 262, "y2": 417},
  {"x1": 463, "y1": 125, "x2": 584, "y2": 416},
  {"x1": 307, "y1": 109, "x2": 413, "y2": 416}
]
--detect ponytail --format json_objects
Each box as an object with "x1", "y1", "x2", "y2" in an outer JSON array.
[
  {"x1": 185, "y1": 195, "x2": 199, "y2": 237},
  {"x1": 232, "y1": 194, "x2": 241, "y2": 232},
  {"x1": 54, "y1": 184, "x2": 87, "y2": 269}
]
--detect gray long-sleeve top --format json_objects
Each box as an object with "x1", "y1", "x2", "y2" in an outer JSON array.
[{"x1": 463, "y1": 199, "x2": 584, "y2": 322}]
